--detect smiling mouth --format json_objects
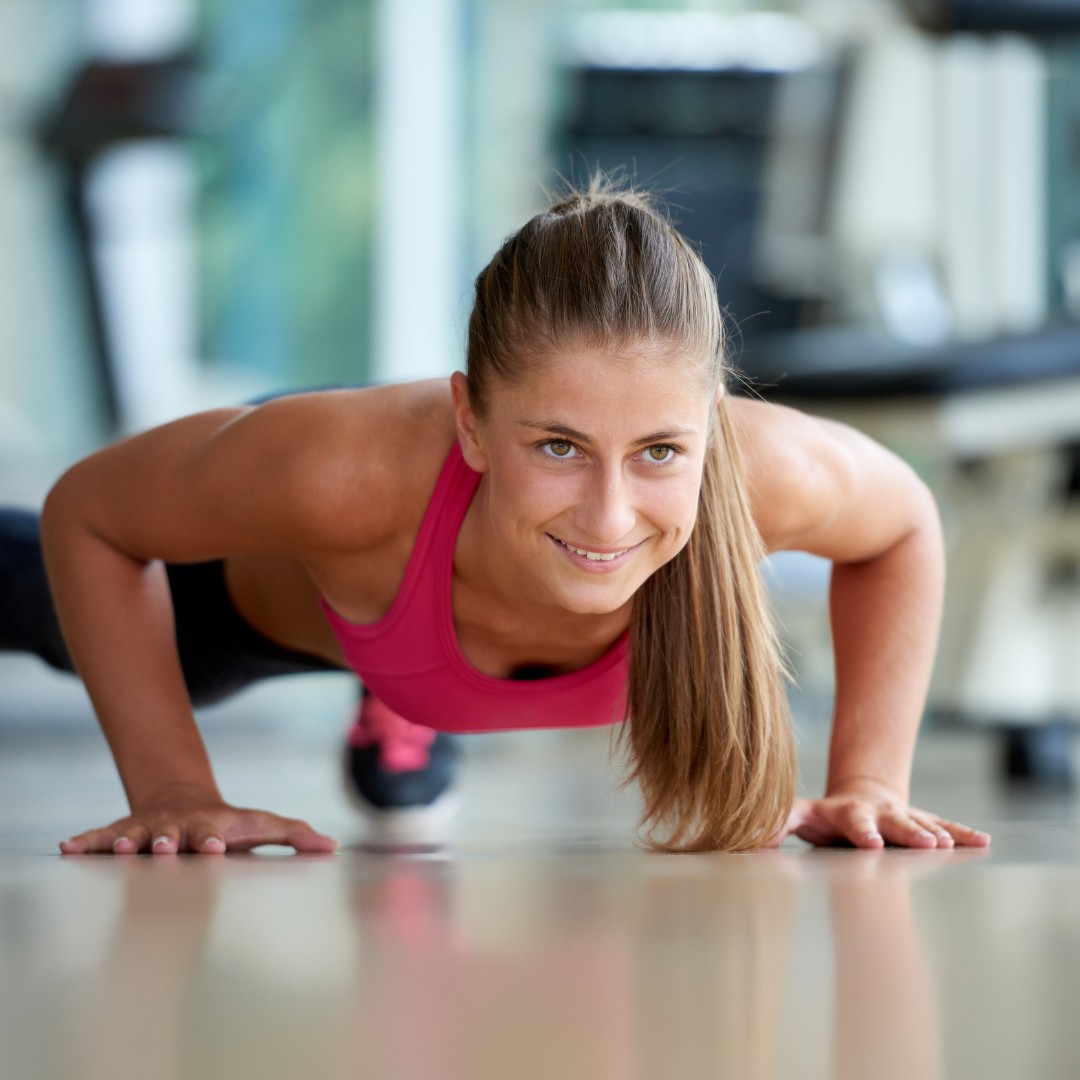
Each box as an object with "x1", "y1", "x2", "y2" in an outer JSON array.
[{"x1": 549, "y1": 535, "x2": 632, "y2": 562}]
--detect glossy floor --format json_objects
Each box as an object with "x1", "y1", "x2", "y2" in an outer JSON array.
[{"x1": 2, "y1": 695, "x2": 1079, "y2": 1080}]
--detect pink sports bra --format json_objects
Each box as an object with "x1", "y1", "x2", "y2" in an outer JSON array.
[{"x1": 318, "y1": 441, "x2": 630, "y2": 733}]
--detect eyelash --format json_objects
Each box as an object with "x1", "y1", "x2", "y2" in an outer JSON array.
[{"x1": 537, "y1": 440, "x2": 682, "y2": 466}]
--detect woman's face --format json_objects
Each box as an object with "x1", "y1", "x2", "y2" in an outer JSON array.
[{"x1": 452, "y1": 343, "x2": 718, "y2": 616}]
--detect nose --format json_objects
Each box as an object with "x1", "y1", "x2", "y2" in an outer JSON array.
[{"x1": 572, "y1": 464, "x2": 637, "y2": 546}]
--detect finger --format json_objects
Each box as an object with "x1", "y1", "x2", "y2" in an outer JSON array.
[
  {"x1": 60, "y1": 831, "x2": 91, "y2": 854},
  {"x1": 113, "y1": 823, "x2": 152, "y2": 854},
  {"x1": 150, "y1": 827, "x2": 181, "y2": 855},
  {"x1": 826, "y1": 803, "x2": 884, "y2": 849},
  {"x1": 789, "y1": 804, "x2": 846, "y2": 845},
  {"x1": 285, "y1": 823, "x2": 340, "y2": 854},
  {"x1": 938, "y1": 820, "x2": 991, "y2": 848},
  {"x1": 845, "y1": 812, "x2": 886, "y2": 849},
  {"x1": 923, "y1": 821, "x2": 955, "y2": 848},
  {"x1": 794, "y1": 823, "x2": 845, "y2": 847},
  {"x1": 61, "y1": 827, "x2": 116, "y2": 855},
  {"x1": 908, "y1": 812, "x2": 961, "y2": 848},
  {"x1": 781, "y1": 799, "x2": 812, "y2": 834},
  {"x1": 794, "y1": 820, "x2": 859, "y2": 846},
  {"x1": 220, "y1": 814, "x2": 338, "y2": 854},
  {"x1": 187, "y1": 822, "x2": 227, "y2": 855},
  {"x1": 879, "y1": 812, "x2": 939, "y2": 848},
  {"x1": 788, "y1": 801, "x2": 847, "y2": 846}
]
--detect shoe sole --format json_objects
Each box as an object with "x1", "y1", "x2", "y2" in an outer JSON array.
[{"x1": 340, "y1": 745, "x2": 460, "y2": 849}]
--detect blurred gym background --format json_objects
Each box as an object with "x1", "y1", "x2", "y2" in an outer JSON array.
[{"x1": 3, "y1": 0, "x2": 1080, "y2": 786}]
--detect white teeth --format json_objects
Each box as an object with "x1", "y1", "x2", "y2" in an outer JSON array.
[{"x1": 559, "y1": 540, "x2": 628, "y2": 561}]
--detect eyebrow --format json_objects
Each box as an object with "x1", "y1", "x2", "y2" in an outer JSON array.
[{"x1": 517, "y1": 420, "x2": 697, "y2": 447}]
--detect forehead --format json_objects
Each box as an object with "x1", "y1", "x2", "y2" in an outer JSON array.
[{"x1": 489, "y1": 342, "x2": 713, "y2": 421}]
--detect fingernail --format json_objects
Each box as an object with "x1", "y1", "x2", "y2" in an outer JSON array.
[
  {"x1": 152, "y1": 836, "x2": 171, "y2": 850},
  {"x1": 864, "y1": 831, "x2": 883, "y2": 842},
  {"x1": 203, "y1": 837, "x2": 225, "y2": 851},
  {"x1": 113, "y1": 837, "x2": 130, "y2": 852}
]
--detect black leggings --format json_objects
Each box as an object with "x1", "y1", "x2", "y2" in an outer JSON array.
[{"x1": 0, "y1": 508, "x2": 343, "y2": 707}]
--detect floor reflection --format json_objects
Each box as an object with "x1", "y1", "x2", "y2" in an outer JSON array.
[
  {"x1": 17, "y1": 846, "x2": 994, "y2": 1080},
  {"x1": 3, "y1": 724, "x2": 1076, "y2": 1080}
]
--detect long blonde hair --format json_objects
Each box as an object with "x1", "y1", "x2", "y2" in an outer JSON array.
[{"x1": 465, "y1": 176, "x2": 795, "y2": 851}]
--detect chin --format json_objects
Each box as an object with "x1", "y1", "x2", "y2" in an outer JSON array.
[
  {"x1": 562, "y1": 597, "x2": 625, "y2": 616},
  {"x1": 549, "y1": 577, "x2": 640, "y2": 616}
]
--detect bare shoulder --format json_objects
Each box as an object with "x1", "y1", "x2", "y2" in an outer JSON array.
[
  {"x1": 725, "y1": 393, "x2": 933, "y2": 559},
  {"x1": 725, "y1": 395, "x2": 831, "y2": 551},
  {"x1": 246, "y1": 379, "x2": 459, "y2": 551},
  {"x1": 46, "y1": 378, "x2": 460, "y2": 564}
]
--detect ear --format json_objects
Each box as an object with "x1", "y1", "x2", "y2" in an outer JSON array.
[
  {"x1": 714, "y1": 381, "x2": 726, "y2": 406},
  {"x1": 450, "y1": 371, "x2": 490, "y2": 473}
]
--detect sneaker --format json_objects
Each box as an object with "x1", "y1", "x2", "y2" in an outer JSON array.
[{"x1": 344, "y1": 689, "x2": 460, "y2": 847}]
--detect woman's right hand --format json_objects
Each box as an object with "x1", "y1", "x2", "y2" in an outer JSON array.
[{"x1": 58, "y1": 784, "x2": 339, "y2": 855}]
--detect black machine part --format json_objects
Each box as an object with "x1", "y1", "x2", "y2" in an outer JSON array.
[{"x1": 904, "y1": 0, "x2": 1080, "y2": 34}]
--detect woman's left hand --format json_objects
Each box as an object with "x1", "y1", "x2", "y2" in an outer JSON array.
[{"x1": 769, "y1": 777, "x2": 991, "y2": 850}]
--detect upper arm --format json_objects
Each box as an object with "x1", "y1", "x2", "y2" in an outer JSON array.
[
  {"x1": 731, "y1": 397, "x2": 940, "y2": 563},
  {"x1": 43, "y1": 392, "x2": 404, "y2": 564}
]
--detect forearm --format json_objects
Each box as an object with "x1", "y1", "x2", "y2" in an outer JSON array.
[
  {"x1": 826, "y1": 510, "x2": 945, "y2": 801},
  {"x1": 40, "y1": 498, "x2": 221, "y2": 809}
]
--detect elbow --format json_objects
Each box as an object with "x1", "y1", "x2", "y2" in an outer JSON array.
[
  {"x1": 42, "y1": 463, "x2": 83, "y2": 530},
  {"x1": 42, "y1": 467, "x2": 74, "y2": 537},
  {"x1": 880, "y1": 476, "x2": 946, "y2": 594},
  {"x1": 41, "y1": 460, "x2": 99, "y2": 560},
  {"x1": 906, "y1": 472, "x2": 944, "y2": 552}
]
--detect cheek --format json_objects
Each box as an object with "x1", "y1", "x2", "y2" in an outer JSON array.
[
  {"x1": 645, "y1": 478, "x2": 701, "y2": 534},
  {"x1": 488, "y1": 464, "x2": 568, "y2": 529},
  {"x1": 662, "y1": 508, "x2": 699, "y2": 550}
]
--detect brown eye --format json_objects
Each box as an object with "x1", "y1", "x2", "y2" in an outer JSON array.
[
  {"x1": 646, "y1": 445, "x2": 676, "y2": 463},
  {"x1": 547, "y1": 441, "x2": 573, "y2": 457}
]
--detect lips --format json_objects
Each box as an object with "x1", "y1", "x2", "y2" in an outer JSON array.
[
  {"x1": 548, "y1": 533, "x2": 639, "y2": 569},
  {"x1": 552, "y1": 537, "x2": 629, "y2": 561}
]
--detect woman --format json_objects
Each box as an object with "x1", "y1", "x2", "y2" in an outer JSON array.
[{"x1": 2, "y1": 180, "x2": 990, "y2": 854}]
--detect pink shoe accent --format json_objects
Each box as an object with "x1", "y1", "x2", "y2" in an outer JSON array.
[{"x1": 348, "y1": 694, "x2": 437, "y2": 773}]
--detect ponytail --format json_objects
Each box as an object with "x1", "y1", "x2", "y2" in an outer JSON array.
[{"x1": 614, "y1": 398, "x2": 796, "y2": 852}]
